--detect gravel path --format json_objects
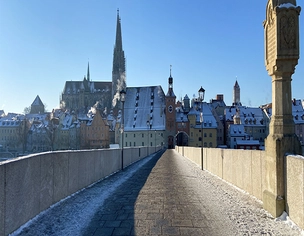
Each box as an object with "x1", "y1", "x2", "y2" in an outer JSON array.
[{"x1": 11, "y1": 149, "x2": 303, "y2": 235}]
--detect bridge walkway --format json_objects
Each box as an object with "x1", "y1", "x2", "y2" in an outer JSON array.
[{"x1": 12, "y1": 150, "x2": 301, "y2": 235}]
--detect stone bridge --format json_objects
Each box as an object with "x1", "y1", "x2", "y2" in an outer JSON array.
[{"x1": 1, "y1": 147, "x2": 304, "y2": 235}]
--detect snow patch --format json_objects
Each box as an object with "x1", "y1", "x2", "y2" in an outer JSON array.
[
  {"x1": 276, "y1": 211, "x2": 304, "y2": 234},
  {"x1": 278, "y1": 3, "x2": 297, "y2": 8}
]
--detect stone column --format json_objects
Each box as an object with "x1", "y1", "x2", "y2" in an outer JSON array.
[{"x1": 263, "y1": 0, "x2": 302, "y2": 217}]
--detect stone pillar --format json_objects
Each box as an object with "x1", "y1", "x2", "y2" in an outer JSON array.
[{"x1": 263, "y1": 0, "x2": 302, "y2": 217}]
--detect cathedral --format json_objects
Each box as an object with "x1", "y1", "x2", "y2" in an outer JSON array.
[{"x1": 60, "y1": 10, "x2": 126, "y2": 116}]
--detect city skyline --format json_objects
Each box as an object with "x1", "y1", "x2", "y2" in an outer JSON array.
[{"x1": 0, "y1": 0, "x2": 303, "y2": 114}]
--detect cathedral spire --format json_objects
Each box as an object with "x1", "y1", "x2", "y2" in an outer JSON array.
[
  {"x1": 115, "y1": 9, "x2": 123, "y2": 52},
  {"x1": 87, "y1": 61, "x2": 90, "y2": 81},
  {"x1": 112, "y1": 9, "x2": 126, "y2": 108}
]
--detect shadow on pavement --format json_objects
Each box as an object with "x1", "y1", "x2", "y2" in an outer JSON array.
[{"x1": 82, "y1": 149, "x2": 165, "y2": 235}]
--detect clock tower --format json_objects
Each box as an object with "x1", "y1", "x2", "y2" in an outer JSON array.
[{"x1": 165, "y1": 66, "x2": 176, "y2": 148}]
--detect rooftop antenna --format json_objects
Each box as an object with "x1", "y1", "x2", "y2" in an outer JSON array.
[{"x1": 170, "y1": 65, "x2": 172, "y2": 77}]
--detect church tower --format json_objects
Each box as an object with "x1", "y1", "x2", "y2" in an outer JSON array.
[
  {"x1": 87, "y1": 62, "x2": 90, "y2": 82},
  {"x1": 233, "y1": 80, "x2": 241, "y2": 106},
  {"x1": 112, "y1": 9, "x2": 126, "y2": 107},
  {"x1": 165, "y1": 66, "x2": 176, "y2": 148}
]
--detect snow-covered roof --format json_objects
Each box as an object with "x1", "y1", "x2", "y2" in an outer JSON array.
[
  {"x1": 26, "y1": 113, "x2": 49, "y2": 122},
  {"x1": 0, "y1": 120, "x2": 22, "y2": 127},
  {"x1": 176, "y1": 108, "x2": 189, "y2": 122},
  {"x1": 0, "y1": 110, "x2": 5, "y2": 117},
  {"x1": 236, "y1": 140, "x2": 260, "y2": 146},
  {"x1": 292, "y1": 99, "x2": 304, "y2": 124},
  {"x1": 58, "y1": 113, "x2": 76, "y2": 130},
  {"x1": 225, "y1": 107, "x2": 265, "y2": 126},
  {"x1": 229, "y1": 124, "x2": 246, "y2": 137},
  {"x1": 63, "y1": 80, "x2": 111, "y2": 95},
  {"x1": 262, "y1": 100, "x2": 304, "y2": 124},
  {"x1": 188, "y1": 101, "x2": 218, "y2": 129},
  {"x1": 123, "y1": 86, "x2": 166, "y2": 131}
]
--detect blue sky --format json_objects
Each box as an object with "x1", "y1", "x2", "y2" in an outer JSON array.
[{"x1": 0, "y1": 0, "x2": 303, "y2": 114}]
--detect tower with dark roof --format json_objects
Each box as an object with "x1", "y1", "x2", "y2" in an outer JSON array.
[
  {"x1": 233, "y1": 80, "x2": 241, "y2": 106},
  {"x1": 30, "y1": 95, "x2": 44, "y2": 114},
  {"x1": 112, "y1": 9, "x2": 126, "y2": 107},
  {"x1": 165, "y1": 66, "x2": 176, "y2": 148},
  {"x1": 87, "y1": 62, "x2": 90, "y2": 82}
]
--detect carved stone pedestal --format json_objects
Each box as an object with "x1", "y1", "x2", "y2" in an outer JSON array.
[
  {"x1": 263, "y1": 0, "x2": 301, "y2": 217},
  {"x1": 263, "y1": 134, "x2": 301, "y2": 217}
]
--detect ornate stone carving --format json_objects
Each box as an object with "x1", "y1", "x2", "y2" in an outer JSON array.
[{"x1": 280, "y1": 15, "x2": 296, "y2": 49}]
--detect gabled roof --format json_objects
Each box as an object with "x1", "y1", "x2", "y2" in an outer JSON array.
[
  {"x1": 62, "y1": 80, "x2": 111, "y2": 95},
  {"x1": 225, "y1": 107, "x2": 265, "y2": 126},
  {"x1": 31, "y1": 95, "x2": 44, "y2": 106},
  {"x1": 123, "y1": 86, "x2": 166, "y2": 131}
]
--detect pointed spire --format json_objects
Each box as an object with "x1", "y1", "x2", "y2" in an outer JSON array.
[
  {"x1": 115, "y1": 8, "x2": 123, "y2": 52},
  {"x1": 87, "y1": 61, "x2": 90, "y2": 81},
  {"x1": 112, "y1": 9, "x2": 126, "y2": 106},
  {"x1": 166, "y1": 65, "x2": 175, "y2": 97}
]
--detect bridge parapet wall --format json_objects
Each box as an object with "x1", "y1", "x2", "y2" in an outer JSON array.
[
  {"x1": 0, "y1": 146, "x2": 159, "y2": 236},
  {"x1": 286, "y1": 155, "x2": 304, "y2": 229},
  {"x1": 176, "y1": 146, "x2": 265, "y2": 201},
  {"x1": 176, "y1": 146, "x2": 304, "y2": 229}
]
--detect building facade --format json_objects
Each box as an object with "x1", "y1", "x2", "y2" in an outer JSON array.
[
  {"x1": 121, "y1": 85, "x2": 166, "y2": 149},
  {"x1": 80, "y1": 110, "x2": 109, "y2": 149},
  {"x1": 188, "y1": 100, "x2": 218, "y2": 148}
]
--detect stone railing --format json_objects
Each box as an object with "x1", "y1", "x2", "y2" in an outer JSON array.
[
  {"x1": 0, "y1": 146, "x2": 160, "y2": 236},
  {"x1": 176, "y1": 146, "x2": 265, "y2": 200},
  {"x1": 286, "y1": 154, "x2": 304, "y2": 229},
  {"x1": 176, "y1": 146, "x2": 304, "y2": 230}
]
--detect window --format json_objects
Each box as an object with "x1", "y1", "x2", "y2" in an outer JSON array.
[
  {"x1": 199, "y1": 137, "x2": 202, "y2": 141},
  {"x1": 209, "y1": 133, "x2": 212, "y2": 137},
  {"x1": 209, "y1": 142, "x2": 212, "y2": 147},
  {"x1": 142, "y1": 134, "x2": 144, "y2": 138},
  {"x1": 134, "y1": 142, "x2": 136, "y2": 146},
  {"x1": 204, "y1": 133, "x2": 207, "y2": 137},
  {"x1": 134, "y1": 134, "x2": 136, "y2": 138},
  {"x1": 142, "y1": 142, "x2": 144, "y2": 146}
]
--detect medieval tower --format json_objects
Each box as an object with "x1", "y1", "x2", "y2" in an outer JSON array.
[
  {"x1": 112, "y1": 10, "x2": 126, "y2": 108},
  {"x1": 165, "y1": 67, "x2": 176, "y2": 149},
  {"x1": 233, "y1": 80, "x2": 241, "y2": 106}
]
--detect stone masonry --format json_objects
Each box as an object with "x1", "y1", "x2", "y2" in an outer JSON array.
[{"x1": 263, "y1": 0, "x2": 302, "y2": 217}]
